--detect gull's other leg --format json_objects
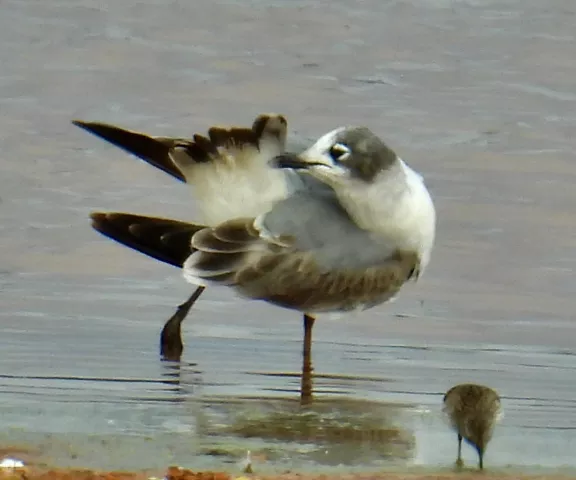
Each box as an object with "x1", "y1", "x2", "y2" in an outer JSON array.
[{"x1": 160, "y1": 286, "x2": 205, "y2": 361}]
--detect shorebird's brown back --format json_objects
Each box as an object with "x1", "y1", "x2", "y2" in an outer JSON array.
[{"x1": 443, "y1": 383, "x2": 501, "y2": 450}]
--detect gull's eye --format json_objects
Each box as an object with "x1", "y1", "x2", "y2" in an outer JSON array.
[{"x1": 328, "y1": 143, "x2": 351, "y2": 162}]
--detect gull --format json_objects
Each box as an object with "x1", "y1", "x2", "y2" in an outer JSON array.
[
  {"x1": 73, "y1": 114, "x2": 436, "y2": 402},
  {"x1": 443, "y1": 383, "x2": 503, "y2": 470}
]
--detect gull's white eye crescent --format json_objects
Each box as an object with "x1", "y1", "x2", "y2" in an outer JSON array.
[{"x1": 328, "y1": 143, "x2": 351, "y2": 162}]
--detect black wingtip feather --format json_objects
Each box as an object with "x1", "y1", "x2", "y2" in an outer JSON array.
[
  {"x1": 90, "y1": 211, "x2": 204, "y2": 268},
  {"x1": 72, "y1": 120, "x2": 186, "y2": 183}
]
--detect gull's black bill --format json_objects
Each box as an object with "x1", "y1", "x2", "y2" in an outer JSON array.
[{"x1": 270, "y1": 153, "x2": 322, "y2": 170}]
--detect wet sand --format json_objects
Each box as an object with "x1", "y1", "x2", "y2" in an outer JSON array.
[
  {"x1": 1, "y1": 0, "x2": 576, "y2": 475},
  {"x1": 2, "y1": 461, "x2": 576, "y2": 480},
  {"x1": 3, "y1": 471, "x2": 576, "y2": 480},
  {"x1": 1, "y1": 444, "x2": 575, "y2": 479}
]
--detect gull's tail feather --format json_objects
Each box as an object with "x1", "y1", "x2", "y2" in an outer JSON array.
[
  {"x1": 75, "y1": 114, "x2": 292, "y2": 225},
  {"x1": 90, "y1": 212, "x2": 204, "y2": 268},
  {"x1": 72, "y1": 121, "x2": 186, "y2": 182}
]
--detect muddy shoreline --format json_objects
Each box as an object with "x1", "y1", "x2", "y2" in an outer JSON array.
[
  {"x1": 2, "y1": 464, "x2": 576, "y2": 480},
  {"x1": 2, "y1": 445, "x2": 576, "y2": 480}
]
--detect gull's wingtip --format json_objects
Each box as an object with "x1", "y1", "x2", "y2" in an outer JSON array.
[
  {"x1": 71, "y1": 119, "x2": 94, "y2": 130},
  {"x1": 71, "y1": 119, "x2": 116, "y2": 135},
  {"x1": 89, "y1": 211, "x2": 106, "y2": 222},
  {"x1": 89, "y1": 211, "x2": 113, "y2": 233},
  {"x1": 70, "y1": 120, "x2": 187, "y2": 183}
]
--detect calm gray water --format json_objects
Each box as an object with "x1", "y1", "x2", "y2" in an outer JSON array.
[{"x1": 1, "y1": 0, "x2": 576, "y2": 473}]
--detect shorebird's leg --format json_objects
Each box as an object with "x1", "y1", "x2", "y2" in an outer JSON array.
[
  {"x1": 300, "y1": 313, "x2": 316, "y2": 406},
  {"x1": 455, "y1": 433, "x2": 464, "y2": 468},
  {"x1": 160, "y1": 286, "x2": 205, "y2": 361},
  {"x1": 477, "y1": 446, "x2": 484, "y2": 470}
]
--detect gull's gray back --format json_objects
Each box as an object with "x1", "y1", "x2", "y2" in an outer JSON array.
[{"x1": 261, "y1": 173, "x2": 400, "y2": 272}]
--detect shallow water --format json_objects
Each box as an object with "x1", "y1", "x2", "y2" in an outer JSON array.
[{"x1": 1, "y1": 0, "x2": 576, "y2": 473}]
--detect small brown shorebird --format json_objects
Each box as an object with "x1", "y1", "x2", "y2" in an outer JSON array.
[{"x1": 443, "y1": 383, "x2": 503, "y2": 470}]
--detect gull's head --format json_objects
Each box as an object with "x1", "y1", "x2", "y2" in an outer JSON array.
[{"x1": 271, "y1": 126, "x2": 399, "y2": 185}]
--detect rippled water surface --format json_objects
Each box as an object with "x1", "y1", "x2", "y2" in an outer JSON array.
[{"x1": 1, "y1": 0, "x2": 576, "y2": 473}]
